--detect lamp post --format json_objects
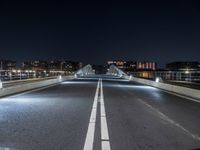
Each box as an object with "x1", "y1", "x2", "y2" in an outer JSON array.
[
  {"x1": 44, "y1": 70, "x2": 47, "y2": 77},
  {"x1": 29, "y1": 70, "x2": 33, "y2": 78},
  {"x1": 33, "y1": 71, "x2": 36, "y2": 78},
  {"x1": 26, "y1": 70, "x2": 29, "y2": 79},
  {"x1": 18, "y1": 70, "x2": 21, "y2": 80},
  {"x1": 9, "y1": 71, "x2": 12, "y2": 81},
  {"x1": 185, "y1": 70, "x2": 191, "y2": 81}
]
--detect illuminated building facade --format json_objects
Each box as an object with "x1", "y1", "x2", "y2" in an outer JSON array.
[
  {"x1": 107, "y1": 60, "x2": 157, "y2": 71},
  {"x1": 166, "y1": 62, "x2": 200, "y2": 71},
  {"x1": 136, "y1": 62, "x2": 157, "y2": 70},
  {"x1": 0, "y1": 60, "x2": 16, "y2": 70},
  {"x1": 107, "y1": 60, "x2": 127, "y2": 69},
  {"x1": 22, "y1": 60, "x2": 82, "y2": 72}
]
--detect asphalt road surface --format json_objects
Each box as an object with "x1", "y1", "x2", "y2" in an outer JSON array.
[{"x1": 0, "y1": 77, "x2": 200, "y2": 150}]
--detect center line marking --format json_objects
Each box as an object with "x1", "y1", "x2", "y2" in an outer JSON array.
[
  {"x1": 100, "y1": 79, "x2": 111, "y2": 150},
  {"x1": 83, "y1": 79, "x2": 111, "y2": 150},
  {"x1": 83, "y1": 79, "x2": 100, "y2": 150}
]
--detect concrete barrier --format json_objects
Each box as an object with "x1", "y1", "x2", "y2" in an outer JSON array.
[
  {"x1": 0, "y1": 75, "x2": 74, "y2": 98},
  {"x1": 131, "y1": 77, "x2": 200, "y2": 100},
  {"x1": 2, "y1": 77, "x2": 60, "y2": 88},
  {"x1": 2, "y1": 76, "x2": 57, "y2": 84}
]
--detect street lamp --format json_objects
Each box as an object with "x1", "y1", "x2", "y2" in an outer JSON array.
[
  {"x1": 155, "y1": 77, "x2": 160, "y2": 83},
  {"x1": 44, "y1": 70, "x2": 47, "y2": 77},
  {"x1": 17, "y1": 70, "x2": 21, "y2": 80},
  {"x1": 58, "y1": 75, "x2": 62, "y2": 81},
  {"x1": 9, "y1": 71, "x2": 12, "y2": 80},
  {"x1": 185, "y1": 70, "x2": 190, "y2": 74},
  {"x1": 185, "y1": 70, "x2": 191, "y2": 81},
  {"x1": 32, "y1": 70, "x2": 36, "y2": 78},
  {"x1": 26, "y1": 70, "x2": 29, "y2": 79},
  {"x1": 129, "y1": 75, "x2": 133, "y2": 80}
]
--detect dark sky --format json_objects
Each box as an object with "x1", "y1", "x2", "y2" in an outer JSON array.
[{"x1": 0, "y1": 0, "x2": 200, "y2": 68}]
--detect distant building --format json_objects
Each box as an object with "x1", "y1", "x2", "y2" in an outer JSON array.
[
  {"x1": 0, "y1": 59, "x2": 16, "y2": 70},
  {"x1": 63, "y1": 61, "x2": 82, "y2": 72},
  {"x1": 48, "y1": 60, "x2": 82, "y2": 72},
  {"x1": 166, "y1": 62, "x2": 200, "y2": 71},
  {"x1": 32, "y1": 60, "x2": 48, "y2": 71},
  {"x1": 22, "y1": 60, "x2": 48, "y2": 71},
  {"x1": 107, "y1": 60, "x2": 156, "y2": 71},
  {"x1": 107, "y1": 60, "x2": 126, "y2": 69},
  {"x1": 48, "y1": 60, "x2": 63, "y2": 71},
  {"x1": 21, "y1": 61, "x2": 33, "y2": 70},
  {"x1": 92, "y1": 65, "x2": 107, "y2": 74},
  {"x1": 124, "y1": 61, "x2": 137, "y2": 71},
  {"x1": 22, "y1": 60, "x2": 82, "y2": 73},
  {"x1": 136, "y1": 62, "x2": 157, "y2": 70}
]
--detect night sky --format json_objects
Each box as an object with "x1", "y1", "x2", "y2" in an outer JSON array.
[{"x1": 0, "y1": 0, "x2": 200, "y2": 68}]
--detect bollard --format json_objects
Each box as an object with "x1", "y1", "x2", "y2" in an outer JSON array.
[
  {"x1": 0, "y1": 79, "x2": 2, "y2": 89},
  {"x1": 58, "y1": 75, "x2": 62, "y2": 81}
]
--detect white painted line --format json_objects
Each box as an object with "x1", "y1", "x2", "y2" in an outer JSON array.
[
  {"x1": 101, "y1": 117, "x2": 109, "y2": 140},
  {"x1": 100, "y1": 79, "x2": 111, "y2": 150},
  {"x1": 102, "y1": 141, "x2": 111, "y2": 150},
  {"x1": 138, "y1": 98, "x2": 200, "y2": 142},
  {"x1": 101, "y1": 103, "x2": 106, "y2": 117},
  {"x1": 83, "y1": 123, "x2": 96, "y2": 150},
  {"x1": 83, "y1": 79, "x2": 100, "y2": 150}
]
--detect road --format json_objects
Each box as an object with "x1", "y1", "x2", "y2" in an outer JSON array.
[{"x1": 0, "y1": 77, "x2": 200, "y2": 150}]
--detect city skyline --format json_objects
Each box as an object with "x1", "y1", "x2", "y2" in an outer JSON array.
[
  {"x1": 1, "y1": 58, "x2": 200, "y2": 71},
  {"x1": 0, "y1": 0, "x2": 200, "y2": 67}
]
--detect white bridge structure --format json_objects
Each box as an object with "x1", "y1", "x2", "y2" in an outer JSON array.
[
  {"x1": 107, "y1": 65, "x2": 128, "y2": 78},
  {"x1": 75, "y1": 64, "x2": 95, "y2": 78}
]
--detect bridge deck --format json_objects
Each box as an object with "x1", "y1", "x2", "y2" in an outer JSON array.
[{"x1": 0, "y1": 76, "x2": 199, "y2": 150}]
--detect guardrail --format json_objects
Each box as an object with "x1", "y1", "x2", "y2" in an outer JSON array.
[
  {"x1": 2, "y1": 76, "x2": 58, "y2": 88},
  {"x1": 130, "y1": 76, "x2": 200, "y2": 101},
  {"x1": 129, "y1": 70, "x2": 200, "y2": 82},
  {"x1": 0, "y1": 75, "x2": 74, "y2": 98}
]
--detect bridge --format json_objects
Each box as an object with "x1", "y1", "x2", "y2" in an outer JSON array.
[{"x1": 0, "y1": 65, "x2": 200, "y2": 150}]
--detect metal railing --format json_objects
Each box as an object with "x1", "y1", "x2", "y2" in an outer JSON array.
[
  {"x1": 130, "y1": 70, "x2": 200, "y2": 82},
  {"x1": 0, "y1": 70, "x2": 75, "y2": 81}
]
